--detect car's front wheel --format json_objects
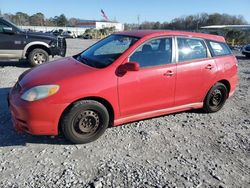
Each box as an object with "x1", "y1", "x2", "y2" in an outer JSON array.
[
  {"x1": 61, "y1": 100, "x2": 109, "y2": 144},
  {"x1": 28, "y1": 48, "x2": 49, "y2": 66},
  {"x1": 203, "y1": 82, "x2": 228, "y2": 113}
]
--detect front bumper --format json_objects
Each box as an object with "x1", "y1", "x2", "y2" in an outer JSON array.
[
  {"x1": 8, "y1": 87, "x2": 68, "y2": 136},
  {"x1": 242, "y1": 51, "x2": 250, "y2": 55},
  {"x1": 50, "y1": 37, "x2": 67, "y2": 57}
]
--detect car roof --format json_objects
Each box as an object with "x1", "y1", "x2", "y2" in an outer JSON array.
[{"x1": 115, "y1": 30, "x2": 225, "y2": 42}]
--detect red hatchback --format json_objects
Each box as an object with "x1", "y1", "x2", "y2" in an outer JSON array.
[{"x1": 8, "y1": 30, "x2": 238, "y2": 144}]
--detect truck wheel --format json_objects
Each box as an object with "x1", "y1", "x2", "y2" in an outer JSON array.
[
  {"x1": 28, "y1": 48, "x2": 49, "y2": 66},
  {"x1": 203, "y1": 83, "x2": 228, "y2": 113},
  {"x1": 61, "y1": 100, "x2": 109, "y2": 144}
]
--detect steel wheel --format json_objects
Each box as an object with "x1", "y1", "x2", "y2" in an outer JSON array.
[
  {"x1": 209, "y1": 89, "x2": 223, "y2": 107},
  {"x1": 203, "y1": 82, "x2": 228, "y2": 113},
  {"x1": 73, "y1": 110, "x2": 100, "y2": 136},
  {"x1": 62, "y1": 100, "x2": 109, "y2": 144}
]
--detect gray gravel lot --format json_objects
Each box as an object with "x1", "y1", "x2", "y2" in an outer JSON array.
[{"x1": 0, "y1": 39, "x2": 249, "y2": 188}]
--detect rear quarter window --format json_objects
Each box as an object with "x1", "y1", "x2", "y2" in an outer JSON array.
[{"x1": 207, "y1": 40, "x2": 232, "y2": 56}]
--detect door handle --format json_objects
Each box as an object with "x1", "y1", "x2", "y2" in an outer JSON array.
[
  {"x1": 164, "y1": 70, "x2": 174, "y2": 76},
  {"x1": 205, "y1": 64, "x2": 214, "y2": 70}
]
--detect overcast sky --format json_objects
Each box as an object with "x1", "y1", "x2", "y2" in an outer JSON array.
[{"x1": 0, "y1": 0, "x2": 249, "y2": 23}]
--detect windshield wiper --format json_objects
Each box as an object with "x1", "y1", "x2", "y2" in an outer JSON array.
[{"x1": 77, "y1": 55, "x2": 100, "y2": 68}]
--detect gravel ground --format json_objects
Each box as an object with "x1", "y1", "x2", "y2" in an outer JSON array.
[{"x1": 0, "y1": 39, "x2": 249, "y2": 188}]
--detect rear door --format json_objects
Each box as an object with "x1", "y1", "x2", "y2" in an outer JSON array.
[{"x1": 174, "y1": 37, "x2": 217, "y2": 106}]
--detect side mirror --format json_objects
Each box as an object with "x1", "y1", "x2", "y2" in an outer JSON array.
[
  {"x1": 116, "y1": 61, "x2": 140, "y2": 76},
  {"x1": 3, "y1": 27, "x2": 15, "y2": 34},
  {"x1": 122, "y1": 62, "x2": 140, "y2": 71}
]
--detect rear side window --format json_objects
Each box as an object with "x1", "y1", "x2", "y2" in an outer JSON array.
[
  {"x1": 208, "y1": 41, "x2": 232, "y2": 56},
  {"x1": 177, "y1": 38, "x2": 208, "y2": 62}
]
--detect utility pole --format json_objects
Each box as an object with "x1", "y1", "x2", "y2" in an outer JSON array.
[
  {"x1": 137, "y1": 15, "x2": 140, "y2": 29},
  {"x1": 196, "y1": 21, "x2": 199, "y2": 31}
]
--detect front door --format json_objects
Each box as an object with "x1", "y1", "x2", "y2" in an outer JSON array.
[
  {"x1": 0, "y1": 21, "x2": 25, "y2": 59},
  {"x1": 118, "y1": 37, "x2": 176, "y2": 117}
]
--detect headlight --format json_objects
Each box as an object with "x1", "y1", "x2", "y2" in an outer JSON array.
[{"x1": 21, "y1": 85, "x2": 59, "y2": 102}]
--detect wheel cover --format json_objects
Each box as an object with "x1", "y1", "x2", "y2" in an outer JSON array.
[
  {"x1": 210, "y1": 89, "x2": 223, "y2": 106},
  {"x1": 33, "y1": 53, "x2": 46, "y2": 64},
  {"x1": 73, "y1": 110, "x2": 100, "y2": 135}
]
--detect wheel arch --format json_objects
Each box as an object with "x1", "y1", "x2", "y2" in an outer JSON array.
[
  {"x1": 204, "y1": 79, "x2": 231, "y2": 102},
  {"x1": 217, "y1": 79, "x2": 231, "y2": 97},
  {"x1": 58, "y1": 96, "x2": 115, "y2": 134},
  {"x1": 23, "y1": 42, "x2": 51, "y2": 58}
]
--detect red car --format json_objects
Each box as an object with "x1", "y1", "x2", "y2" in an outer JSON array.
[{"x1": 8, "y1": 30, "x2": 238, "y2": 144}]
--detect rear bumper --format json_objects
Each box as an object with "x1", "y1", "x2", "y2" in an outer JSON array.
[
  {"x1": 8, "y1": 89, "x2": 68, "y2": 135},
  {"x1": 242, "y1": 50, "x2": 250, "y2": 55},
  {"x1": 228, "y1": 74, "x2": 238, "y2": 98}
]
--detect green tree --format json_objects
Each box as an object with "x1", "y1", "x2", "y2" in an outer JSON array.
[
  {"x1": 29, "y1": 12, "x2": 45, "y2": 26},
  {"x1": 53, "y1": 14, "x2": 68, "y2": 26}
]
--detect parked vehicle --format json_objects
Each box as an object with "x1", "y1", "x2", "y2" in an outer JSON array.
[
  {"x1": 241, "y1": 44, "x2": 250, "y2": 58},
  {"x1": 51, "y1": 29, "x2": 63, "y2": 36},
  {"x1": 79, "y1": 33, "x2": 93, "y2": 39},
  {"x1": 0, "y1": 17, "x2": 66, "y2": 66},
  {"x1": 60, "y1": 31, "x2": 77, "y2": 38},
  {"x1": 8, "y1": 30, "x2": 238, "y2": 144}
]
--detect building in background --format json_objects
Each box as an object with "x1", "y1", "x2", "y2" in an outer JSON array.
[
  {"x1": 19, "y1": 19, "x2": 124, "y2": 37},
  {"x1": 76, "y1": 20, "x2": 124, "y2": 31}
]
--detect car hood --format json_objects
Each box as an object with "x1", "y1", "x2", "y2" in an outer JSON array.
[
  {"x1": 26, "y1": 31, "x2": 57, "y2": 40},
  {"x1": 19, "y1": 57, "x2": 96, "y2": 89}
]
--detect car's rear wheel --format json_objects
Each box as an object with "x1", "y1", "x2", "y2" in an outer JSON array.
[
  {"x1": 203, "y1": 83, "x2": 228, "y2": 113},
  {"x1": 245, "y1": 54, "x2": 250, "y2": 58},
  {"x1": 28, "y1": 48, "x2": 49, "y2": 66},
  {"x1": 61, "y1": 100, "x2": 109, "y2": 144}
]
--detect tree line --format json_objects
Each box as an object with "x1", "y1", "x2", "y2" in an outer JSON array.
[
  {"x1": 1, "y1": 12, "x2": 249, "y2": 44},
  {"x1": 125, "y1": 13, "x2": 248, "y2": 30},
  {"x1": 2, "y1": 12, "x2": 248, "y2": 29},
  {"x1": 1, "y1": 12, "x2": 78, "y2": 27}
]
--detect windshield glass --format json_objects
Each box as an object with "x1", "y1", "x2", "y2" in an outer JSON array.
[{"x1": 75, "y1": 35, "x2": 139, "y2": 68}]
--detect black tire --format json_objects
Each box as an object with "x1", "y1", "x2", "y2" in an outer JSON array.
[
  {"x1": 61, "y1": 100, "x2": 109, "y2": 144},
  {"x1": 28, "y1": 48, "x2": 49, "y2": 66},
  {"x1": 245, "y1": 54, "x2": 250, "y2": 58},
  {"x1": 203, "y1": 83, "x2": 228, "y2": 113}
]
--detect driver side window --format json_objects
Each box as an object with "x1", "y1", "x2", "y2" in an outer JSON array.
[
  {"x1": 0, "y1": 22, "x2": 8, "y2": 33},
  {"x1": 0, "y1": 22, "x2": 9, "y2": 33},
  {"x1": 129, "y1": 37, "x2": 172, "y2": 68}
]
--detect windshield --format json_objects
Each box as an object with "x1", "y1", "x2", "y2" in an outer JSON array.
[{"x1": 75, "y1": 35, "x2": 139, "y2": 68}]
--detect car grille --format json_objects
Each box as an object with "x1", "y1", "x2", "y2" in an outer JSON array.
[{"x1": 57, "y1": 37, "x2": 67, "y2": 57}]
